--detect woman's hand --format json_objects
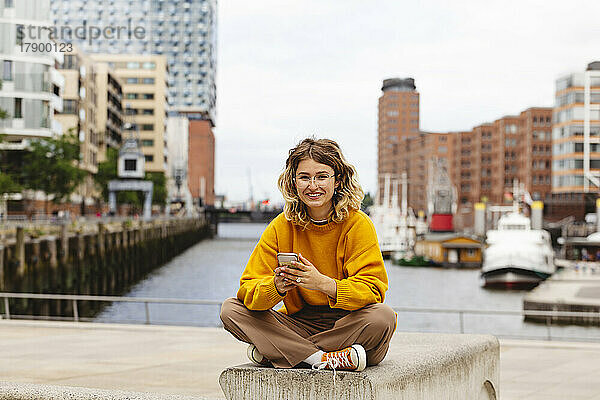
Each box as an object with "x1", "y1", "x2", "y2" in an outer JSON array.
[
  {"x1": 277, "y1": 253, "x2": 337, "y2": 298},
  {"x1": 274, "y1": 270, "x2": 296, "y2": 295}
]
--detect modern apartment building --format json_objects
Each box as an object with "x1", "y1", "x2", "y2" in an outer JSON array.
[
  {"x1": 0, "y1": 0, "x2": 64, "y2": 147},
  {"x1": 55, "y1": 47, "x2": 125, "y2": 206},
  {"x1": 377, "y1": 78, "x2": 419, "y2": 203},
  {"x1": 0, "y1": 0, "x2": 64, "y2": 215},
  {"x1": 546, "y1": 62, "x2": 600, "y2": 219},
  {"x1": 56, "y1": 48, "x2": 99, "y2": 175},
  {"x1": 93, "y1": 61, "x2": 124, "y2": 162},
  {"x1": 49, "y1": 0, "x2": 217, "y2": 124},
  {"x1": 91, "y1": 54, "x2": 168, "y2": 174}
]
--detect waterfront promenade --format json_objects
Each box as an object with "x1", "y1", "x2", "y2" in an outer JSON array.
[{"x1": 1, "y1": 320, "x2": 599, "y2": 399}]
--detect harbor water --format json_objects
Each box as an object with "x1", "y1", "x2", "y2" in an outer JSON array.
[{"x1": 96, "y1": 222, "x2": 600, "y2": 341}]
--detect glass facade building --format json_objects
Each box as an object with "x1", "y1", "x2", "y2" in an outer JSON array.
[
  {"x1": 0, "y1": 0, "x2": 64, "y2": 145},
  {"x1": 49, "y1": 0, "x2": 217, "y2": 125},
  {"x1": 552, "y1": 62, "x2": 600, "y2": 193}
]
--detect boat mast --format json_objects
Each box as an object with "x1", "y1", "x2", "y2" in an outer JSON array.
[{"x1": 401, "y1": 171, "x2": 408, "y2": 218}]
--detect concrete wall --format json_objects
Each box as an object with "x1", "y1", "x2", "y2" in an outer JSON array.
[
  {"x1": 0, "y1": 381, "x2": 208, "y2": 400},
  {"x1": 219, "y1": 332, "x2": 499, "y2": 400}
]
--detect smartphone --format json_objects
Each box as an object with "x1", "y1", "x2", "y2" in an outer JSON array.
[{"x1": 277, "y1": 252, "x2": 299, "y2": 268}]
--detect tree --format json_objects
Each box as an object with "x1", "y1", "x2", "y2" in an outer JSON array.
[
  {"x1": 95, "y1": 147, "x2": 118, "y2": 202},
  {"x1": 0, "y1": 83, "x2": 21, "y2": 197},
  {"x1": 146, "y1": 171, "x2": 167, "y2": 205},
  {"x1": 0, "y1": 171, "x2": 21, "y2": 194},
  {"x1": 21, "y1": 132, "x2": 86, "y2": 202}
]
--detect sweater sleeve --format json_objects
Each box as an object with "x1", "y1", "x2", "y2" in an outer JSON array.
[
  {"x1": 236, "y1": 220, "x2": 285, "y2": 310},
  {"x1": 328, "y1": 215, "x2": 388, "y2": 310}
]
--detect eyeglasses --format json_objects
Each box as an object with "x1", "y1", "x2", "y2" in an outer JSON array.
[{"x1": 295, "y1": 173, "x2": 335, "y2": 187}]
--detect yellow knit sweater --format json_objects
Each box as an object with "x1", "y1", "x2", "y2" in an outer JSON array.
[{"x1": 237, "y1": 209, "x2": 388, "y2": 314}]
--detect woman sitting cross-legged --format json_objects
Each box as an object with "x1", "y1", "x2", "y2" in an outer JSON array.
[{"x1": 220, "y1": 137, "x2": 396, "y2": 371}]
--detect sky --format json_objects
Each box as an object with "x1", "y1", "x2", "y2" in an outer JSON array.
[{"x1": 214, "y1": 0, "x2": 600, "y2": 204}]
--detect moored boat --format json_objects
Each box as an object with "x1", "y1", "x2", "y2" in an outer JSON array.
[{"x1": 481, "y1": 212, "x2": 555, "y2": 289}]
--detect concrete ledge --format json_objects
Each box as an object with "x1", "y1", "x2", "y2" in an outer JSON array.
[
  {"x1": 219, "y1": 333, "x2": 499, "y2": 400},
  {"x1": 0, "y1": 382, "x2": 212, "y2": 400}
]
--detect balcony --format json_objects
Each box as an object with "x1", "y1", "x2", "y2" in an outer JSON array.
[
  {"x1": 50, "y1": 68, "x2": 65, "y2": 89},
  {"x1": 51, "y1": 118, "x2": 62, "y2": 135},
  {"x1": 50, "y1": 94, "x2": 63, "y2": 113}
]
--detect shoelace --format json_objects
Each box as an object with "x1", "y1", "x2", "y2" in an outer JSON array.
[
  {"x1": 312, "y1": 350, "x2": 353, "y2": 371},
  {"x1": 312, "y1": 350, "x2": 355, "y2": 398}
]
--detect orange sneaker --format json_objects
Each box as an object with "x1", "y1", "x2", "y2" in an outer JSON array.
[{"x1": 312, "y1": 344, "x2": 367, "y2": 372}]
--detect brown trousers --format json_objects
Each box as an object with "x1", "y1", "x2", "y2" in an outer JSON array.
[{"x1": 220, "y1": 298, "x2": 396, "y2": 368}]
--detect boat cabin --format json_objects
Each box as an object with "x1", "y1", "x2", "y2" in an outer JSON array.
[
  {"x1": 415, "y1": 233, "x2": 483, "y2": 268},
  {"x1": 563, "y1": 232, "x2": 600, "y2": 261}
]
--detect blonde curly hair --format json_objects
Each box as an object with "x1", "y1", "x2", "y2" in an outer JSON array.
[{"x1": 277, "y1": 137, "x2": 364, "y2": 228}]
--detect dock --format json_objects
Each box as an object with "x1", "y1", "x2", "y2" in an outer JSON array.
[
  {"x1": 523, "y1": 267, "x2": 600, "y2": 325},
  {"x1": 1, "y1": 320, "x2": 599, "y2": 399}
]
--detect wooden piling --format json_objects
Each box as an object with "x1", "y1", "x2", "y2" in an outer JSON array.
[
  {"x1": 47, "y1": 237, "x2": 58, "y2": 268},
  {"x1": 0, "y1": 244, "x2": 4, "y2": 290},
  {"x1": 60, "y1": 224, "x2": 69, "y2": 264},
  {"x1": 98, "y1": 223, "x2": 105, "y2": 257},
  {"x1": 16, "y1": 226, "x2": 25, "y2": 275}
]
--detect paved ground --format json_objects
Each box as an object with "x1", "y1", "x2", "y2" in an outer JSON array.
[{"x1": 1, "y1": 320, "x2": 600, "y2": 399}]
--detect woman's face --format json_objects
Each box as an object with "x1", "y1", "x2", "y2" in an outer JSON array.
[{"x1": 295, "y1": 158, "x2": 339, "y2": 219}]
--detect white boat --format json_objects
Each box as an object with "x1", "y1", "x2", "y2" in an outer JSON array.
[
  {"x1": 370, "y1": 173, "x2": 415, "y2": 258},
  {"x1": 481, "y1": 211, "x2": 556, "y2": 288}
]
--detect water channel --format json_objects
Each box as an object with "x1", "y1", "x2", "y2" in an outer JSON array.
[{"x1": 96, "y1": 222, "x2": 600, "y2": 341}]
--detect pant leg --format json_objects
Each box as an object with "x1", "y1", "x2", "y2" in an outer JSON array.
[
  {"x1": 220, "y1": 298, "x2": 321, "y2": 368},
  {"x1": 309, "y1": 303, "x2": 397, "y2": 366}
]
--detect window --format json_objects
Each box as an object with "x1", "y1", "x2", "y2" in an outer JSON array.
[
  {"x1": 142, "y1": 62, "x2": 156, "y2": 69},
  {"x1": 14, "y1": 98, "x2": 22, "y2": 118},
  {"x1": 142, "y1": 78, "x2": 155, "y2": 84},
  {"x1": 5, "y1": 0, "x2": 14, "y2": 8},
  {"x1": 124, "y1": 159, "x2": 137, "y2": 171},
  {"x1": 141, "y1": 124, "x2": 154, "y2": 130},
  {"x1": 63, "y1": 99, "x2": 77, "y2": 114},
  {"x1": 142, "y1": 139, "x2": 154, "y2": 147},
  {"x1": 126, "y1": 78, "x2": 138, "y2": 84},
  {"x1": 2, "y1": 60, "x2": 12, "y2": 81},
  {"x1": 126, "y1": 93, "x2": 137, "y2": 99},
  {"x1": 144, "y1": 155, "x2": 154, "y2": 162},
  {"x1": 63, "y1": 55, "x2": 78, "y2": 69},
  {"x1": 127, "y1": 62, "x2": 140, "y2": 69},
  {"x1": 142, "y1": 93, "x2": 154, "y2": 99},
  {"x1": 142, "y1": 109, "x2": 154, "y2": 115}
]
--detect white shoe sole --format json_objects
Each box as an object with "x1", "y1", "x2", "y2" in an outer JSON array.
[
  {"x1": 352, "y1": 344, "x2": 367, "y2": 372},
  {"x1": 247, "y1": 344, "x2": 264, "y2": 365}
]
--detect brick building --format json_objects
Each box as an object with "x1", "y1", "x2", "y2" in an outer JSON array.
[
  {"x1": 187, "y1": 119, "x2": 215, "y2": 206},
  {"x1": 403, "y1": 131, "x2": 456, "y2": 214},
  {"x1": 377, "y1": 78, "x2": 553, "y2": 228},
  {"x1": 451, "y1": 109, "x2": 553, "y2": 228},
  {"x1": 377, "y1": 78, "x2": 419, "y2": 204}
]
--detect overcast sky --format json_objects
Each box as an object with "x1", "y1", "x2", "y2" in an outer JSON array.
[{"x1": 214, "y1": 0, "x2": 600, "y2": 204}]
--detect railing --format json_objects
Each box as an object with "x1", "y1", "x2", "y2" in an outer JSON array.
[
  {"x1": 1, "y1": 292, "x2": 600, "y2": 342},
  {"x1": 391, "y1": 305, "x2": 600, "y2": 341},
  {"x1": 0, "y1": 292, "x2": 222, "y2": 325}
]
